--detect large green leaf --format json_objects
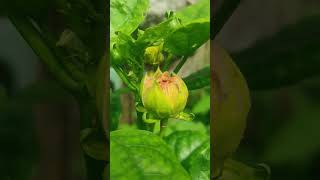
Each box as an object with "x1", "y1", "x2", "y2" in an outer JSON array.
[
  {"x1": 212, "y1": 43, "x2": 251, "y2": 176},
  {"x1": 136, "y1": 0, "x2": 210, "y2": 55},
  {"x1": 110, "y1": 129, "x2": 191, "y2": 180},
  {"x1": 164, "y1": 119, "x2": 208, "y2": 137},
  {"x1": 184, "y1": 141, "x2": 210, "y2": 180},
  {"x1": 110, "y1": 0, "x2": 149, "y2": 39},
  {"x1": 233, "y1": 15, "x2": 320, "y2": 90},
  {"x1": 164, "y1": 20, "x2": 210, "y2": 56},
  {"x1": 219, "y1": 159, "x2": 270, "y2": 180},
  {"x1": 176, "y1": 0, "x2": 210, "y2": 24},
  {"x1": 80, "y1": 128, "x2": 107, "y2": 161},
  {"x1": 164, "y1": 131, "x2": 210, "y2": 180},
  {"x1": 161, "y1": 0, "x2": 210, "y2": 56}
]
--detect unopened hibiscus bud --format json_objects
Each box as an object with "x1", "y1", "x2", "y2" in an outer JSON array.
[
  {"x1": 140, "y1": 68, "x2": 188, "y2": 118},
  {"x1": 144, "y1": 44, "x2": 164, "y2": 65}
]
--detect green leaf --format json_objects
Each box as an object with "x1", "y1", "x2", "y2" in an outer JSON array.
[
  {"x1": 176, "y1": 0, "x2": 210, "y2": 24},
  {"x1": 110, "y1": 0, "x2": 149, "y2": 39},
  {"x1": 174, "y1": 112, "x2": 195, "y2": 121},
  {"x1": 164, "y1": 131, "x2": 210, "y2": 180},
  {"x1": 111, "y1": 32, "x2": 143, "y2": 89},
  {"x1": 219, "y1": 159, "x2": 270, "y2": 180},
  {"x1": 110, "y1": 129, "x2": 191, "y2": 180},
  {"x1": 233, "y1": 15, "x2": 320, "y2": 90},
  {"x1": 184, "y1": 141, "x2": 210, "y2": 180},
  {"x1": 212, "y1": 43, "x2": 251, "y2": 176},
  {"x1": 164, "y1": 20, "x2": 210, "y2": 56},
  {"x1": 111, "y1": 31, "x2": 138, "y2": 64},
  {"x1": 80, "y1": 128, "x2": 107, "y2": 161},
  {"x1": 56, "y1": 29, "x2": 89, "y2": 64},
  {"x1": 192, "y1": 92, "x2": 210, "y2": 115},
  {"x1": 136, "y1": 17, "x2": 182, "y2": 46},
  {"x1": 164, "y1": 119, "x2": 208, "y2": 137},
  {"x1": 183, "y1": 66, "x2": 210, "y2": 90}
]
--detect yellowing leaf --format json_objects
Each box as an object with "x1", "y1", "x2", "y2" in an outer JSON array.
[{"x1": 212, "y1": 42, "x2": 251, "y2": 176}]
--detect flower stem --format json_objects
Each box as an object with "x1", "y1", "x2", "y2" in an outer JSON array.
[{"x1": 160, "y1": 119, "x2": 168, "y2": 138}]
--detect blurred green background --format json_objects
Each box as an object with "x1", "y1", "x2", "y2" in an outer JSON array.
[{"x1": 0, "y1": 14, "x2": 85, "y2": 180}]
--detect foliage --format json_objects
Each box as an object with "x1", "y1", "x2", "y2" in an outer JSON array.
[{"x1": 110, "y1": 0, "x2": 210, "y2": 179}]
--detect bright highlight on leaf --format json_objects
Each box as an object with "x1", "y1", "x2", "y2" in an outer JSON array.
[{"x1": 110, "y1": 129, "x2": 191, "y2": 179}]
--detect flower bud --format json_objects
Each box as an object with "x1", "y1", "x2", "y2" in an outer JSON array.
[
  {"x1": 144, "y1": 45, "x2": 164, "y2": 65},
  {"x1": 140, "y1": 68, "x2": 188, "y2": 118}
]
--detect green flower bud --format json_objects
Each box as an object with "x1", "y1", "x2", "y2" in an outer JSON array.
[
  {"x1": 144, "y1": 45, "x2": 164, "y2": 65},
  {"x1": 140, "y1": 68, "x2": 188, "y2": 118}
]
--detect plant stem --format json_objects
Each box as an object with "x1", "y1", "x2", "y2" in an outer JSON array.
[
  {"x1": 212, "y1": 0, "x2": 242, "y2": 40},
  {"x1": 9, "y1": 15, "x2": 80, "y2": 93},
  {"x1": 174, "y1": 56, "x2": 188, "y2": 74},
  {"x1": 160, "y1": 119, "x2": 168, "y2": 138}
]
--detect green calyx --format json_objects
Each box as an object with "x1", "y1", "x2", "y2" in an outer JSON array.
[{"x1": 140, "y1": 68, "x2": 188, "y2": 119}]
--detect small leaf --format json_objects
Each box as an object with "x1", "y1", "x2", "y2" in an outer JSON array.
[
  {"x1": 56, "y1": 29, "x2": 87, "y2": 53},
  {"x1": 110, "y1": 129, "x2": 191, "y2": 179},
  {"x1": 110, "y1": 0, "x2": 149, "y2": 38},
  {"x1": 212, "y1": 43, "x2": 251, "y2": 175},
  {"x1": 136, "y1": 17, "x2": 182, "y2": 46},
  {"x1": 183, "y1": 66, "x2": 210, "y2": 90},
  {"x1": 174, "y1": 112, "x2": 195, "y2": 121},
  {"x1": 135, "y1": 102, "x2": 147, "y2": 112},
  {"x1": 176, "y1": 0, "x2": 210, "y2": 24},
  {"x1": 164, "y1": 20, "x2": 210, "y2": 56},
  {"x1": 192, "y1": 92, "x2": 210, "y2": 115},
  {"x1": 80, "y1": 128, "x2": 107, "y2": 161}
]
